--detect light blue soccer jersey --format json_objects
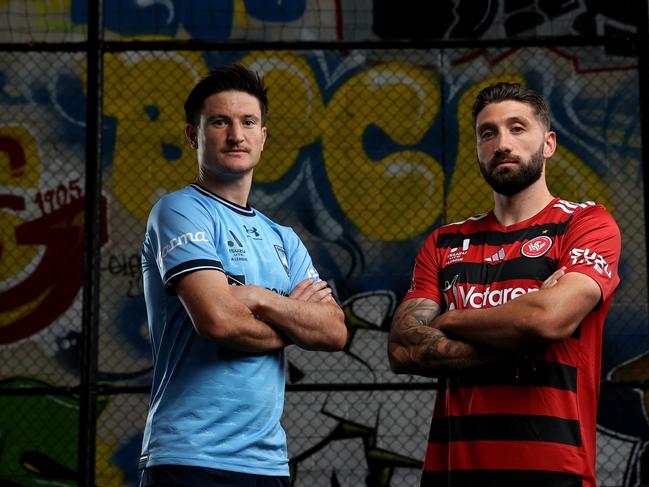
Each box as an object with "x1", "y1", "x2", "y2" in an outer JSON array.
[{"x1": 140, "y1": 184, "x2": 319, "y2": 476}]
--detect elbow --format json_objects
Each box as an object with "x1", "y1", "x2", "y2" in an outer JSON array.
[
  {"x1": 193, "y1": 317, "x2": 232, "y2": 341},
  {"x1": 387, "y1": 342, "x2": 410, "y2": 375},
  {"x1": 325, "y1": 308, "x2": 348, "y2": 351},
  {"x1": 521, "y1": 311, "x2": 576, "y2": 345},
  {"x1": 536, "y1": 324, "x2": 575, "y2": 343}
]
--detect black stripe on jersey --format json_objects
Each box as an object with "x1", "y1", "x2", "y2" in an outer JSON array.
[
  {"x1": 164, "y1": 259, "x2": 224, "y2": 293},
  {"x1": 440, "y1": 256, "x2": 558, "y2": 284},
  {"x1": 446, "y1": 359, "x2": 577, "y2": 392},
  {"x1": 437, "y1": 219, "x2": 571, "y2": 248},
  {"x1": 190, "y1": 184, "x2": 256, "y2": 216},
  {"x1": 428, "y1": 414, "x2": 581, "y2": 446},
  {"x1": 421, "y1": 469, "x2": 582, "y2": 487}
]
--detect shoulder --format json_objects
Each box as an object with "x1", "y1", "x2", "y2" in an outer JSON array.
[
  {"x1": 439, "y1": 212, "x2": 489, "y2": 234},
  {"x1": 554, "y1": 198, "x2": 618, "y2": 227},
  {"x1": 149, "y1": 186, "x2": 213, "y2": 222},
  {"x1": 254, "y1": 209, "x2": 298, "y2": 239},
  {"x1": 152, "y1": 186, "x2": 202, "y2": 212},
  {"x1": 426, "y1": 212, "x2": 489, "y2": 248}
]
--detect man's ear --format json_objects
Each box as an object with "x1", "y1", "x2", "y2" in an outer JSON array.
[
  {"x1": 185, "y1": 124, "x2": 198, "y2": 149},
  {"x1": 543, "y1": 130, "x2": 556, "y2": 159},
  {"x1": 261, "y1": 126, "x2": 267, "y2": 151}
]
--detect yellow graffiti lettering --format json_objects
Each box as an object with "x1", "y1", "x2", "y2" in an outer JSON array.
[
  {"x1": 240, "y1": 51, "x2": 324, "y2": 183},
  {"x1": 322, "y1": 64, "x2": 443, "y2": 240},
  {"x1": 105, "y1": 52, "x2": 208, "y2": 222},
  {"x1": 0, "y1": 126, "x2": 40, "y2": 187}
]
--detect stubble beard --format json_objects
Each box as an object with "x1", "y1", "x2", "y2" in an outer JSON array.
[{"x1": 478, "y1": 144, "x2": 545, "y2": 197}]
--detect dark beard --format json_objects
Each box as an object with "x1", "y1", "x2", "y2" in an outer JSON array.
[{"x1": 479, "y1": 145, "x2": 545, "y2": 196}]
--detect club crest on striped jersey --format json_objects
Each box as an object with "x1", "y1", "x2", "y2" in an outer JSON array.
[
  {"x1": 274, "y1": 245, "x2": 290, "y2": 276},
  {"x1": 521, "y1": 236, "x2": 553, "y2": 258}
]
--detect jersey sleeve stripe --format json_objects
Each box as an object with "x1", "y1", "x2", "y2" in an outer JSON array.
[{"x1": 163, "y1": 259, "x2": 224, "y2": 291}]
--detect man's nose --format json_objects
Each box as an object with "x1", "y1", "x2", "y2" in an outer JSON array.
[
  {"x1": 495, "y1": 132, "x2": 513, "y2": 153},
  {"x1": 227, "y1": 124, "x2": 244, "y2": 143}
]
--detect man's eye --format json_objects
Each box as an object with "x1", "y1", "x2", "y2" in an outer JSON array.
[
  {"x1": 481, "y1": 131, "x2": 494, "y2": 140},
  {"x1": 243, "y1": 119, "x2": 256, "y2": 126}
]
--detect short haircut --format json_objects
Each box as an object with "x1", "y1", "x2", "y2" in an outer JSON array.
[
  {"x1": 184, "y1": 64, "x2": 268, "y2": 126},
  {"x1": 472, "y1": 82, "x2": 551, "y2": 130}
]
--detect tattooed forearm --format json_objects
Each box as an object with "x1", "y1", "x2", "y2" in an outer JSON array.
[
  {"x1": 388, "y1": 298, "x2": 501, "y2": 377},
  {"x1": 395, "y1": 298, "x2": 441, "y2": 326}
]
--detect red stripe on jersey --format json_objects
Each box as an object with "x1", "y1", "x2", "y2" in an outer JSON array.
[
  {"x1": 443, "y1": 386, "x2": 578, "y2": 418},
  {"x1": 423, "y1": 440, "x2": 583, "y2": 473},
  {"x1": 537, "y1": 337, "x2": 580, "y2": 367}
]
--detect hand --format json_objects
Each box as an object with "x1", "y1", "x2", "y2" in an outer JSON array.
[
  {"x1": 290, "y1": 278, "x2": 334, "y2": 303},
  {"x1": 541, "y1": 266, "x2": 566, "y2": 289}
]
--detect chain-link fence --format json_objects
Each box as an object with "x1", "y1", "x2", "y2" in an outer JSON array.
[{"x1": 1, "y1": 2, "x2": 648, "y2": 487}]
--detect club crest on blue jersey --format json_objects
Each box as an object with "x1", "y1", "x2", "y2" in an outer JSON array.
[{"x1": 274, "y1": 245, "x2": 290, "y2": 276}]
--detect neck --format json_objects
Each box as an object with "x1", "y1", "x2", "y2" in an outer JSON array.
[
  {"x1": 492, "y1": 179, "x2": 553, "y2": 226},
  {"x1": 195, "y1": 171, "x2": 253, "y2": 207}
]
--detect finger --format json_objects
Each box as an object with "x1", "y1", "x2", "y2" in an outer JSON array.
[
  {"x1": 541, "y1": 266, "x2": 566, "y2": 289},
  {"x1": 289, "y1": 278, "x2": 314, "y2": 299},
  {"x1": 297, "y1": 280, "x2": 329, "y2": 301},
  {"x1": 308, "y1": 287, "x2": 333, "y2": 302}
]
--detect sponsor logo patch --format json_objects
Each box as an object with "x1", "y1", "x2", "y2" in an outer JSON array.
[
  {"x1": 570, "y1": 248, "x2": 612, "y2": 278},
  {"x1": 443, "y1": 277, "x2": 538, "y2": 310},
  {"x1": 521, "y1": 236, "x2": 553, "y2": 258},
  {"x1": 446, "y1": 238, "x2": 471, "y2": 264},
  {"x1": 157, "y1": 231, "x2": 208, "y2": 267}
]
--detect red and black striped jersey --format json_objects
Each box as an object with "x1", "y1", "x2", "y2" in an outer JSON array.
[{"x1": 405, "y1": 197, "x2": 621, "y2": 487}]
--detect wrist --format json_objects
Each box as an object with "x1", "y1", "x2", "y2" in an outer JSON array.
[{"x1": 434, "y1": 309, "x2": 456, "y2": 332}]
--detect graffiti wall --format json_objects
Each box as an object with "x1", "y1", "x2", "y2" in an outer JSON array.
[
  {"x1": 0, "y1": 0, "x2": 640, "y2": 43},
  {"x1": 0, "y1": 1, "x2": 647, "y2": 487},
  {"x1": 0, "y1": 45, "x2": 645, "y2": 486}
]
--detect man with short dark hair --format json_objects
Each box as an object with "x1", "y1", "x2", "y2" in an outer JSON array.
[
  {"x1": 139, "y1": 64, "x2": 347, "y2": 486},
  {"x1": 389, "y1": 82, "x2": 621, "y2": 487}
]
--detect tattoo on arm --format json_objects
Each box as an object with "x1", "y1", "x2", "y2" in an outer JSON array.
[{"x1": 390, "y1": 298, "x2": 498, "y2": 375}]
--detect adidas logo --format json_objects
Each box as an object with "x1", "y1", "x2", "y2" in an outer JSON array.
[{"x1": 485, "y1": 248, "x2": 505, "y2": 263}]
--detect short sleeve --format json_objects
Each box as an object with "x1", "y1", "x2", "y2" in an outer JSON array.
[
  {"x1": 559, "y1": 205, "x2": 621, "y2": 301},
  {"x1": 281, "y1": 228, "x2": 320, "y2": 290},
  {"x1": 404, "y1": 231, "x2": 444, "y2": 305},
  {"x1": 146, "y1": 193, "x2": 224, "y2": 291}
]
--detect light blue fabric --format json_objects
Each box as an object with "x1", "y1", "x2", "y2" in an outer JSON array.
[{"x1": 140, "y1": 184, "x2": 318, "y2": 476}]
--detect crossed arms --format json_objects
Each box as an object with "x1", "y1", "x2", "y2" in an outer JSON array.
[
  {"x1": 176, "y1": 269, "x2": 347, "y2": 353},
  {"x1": 388, "y1": 268, "x2": 601, "y2": 377}
]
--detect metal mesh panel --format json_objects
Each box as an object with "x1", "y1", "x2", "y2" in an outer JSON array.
[
  {"x1": 0, "y1": 5, "x2": 647, "y2": 485},
  {"x1": 93, "y1": 48, "x2": 645, "y2": 486},
  {"x1": 0, "y1": 51, "x2": 87, "y2": 386}
]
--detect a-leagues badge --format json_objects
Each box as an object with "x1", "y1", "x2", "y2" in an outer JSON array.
[
  {"x1": 274, "y1": 245, "x2": 290, "y2": 277},
  {"x1": 521, "y1": 235, "x2": 553, "y2": 258}
]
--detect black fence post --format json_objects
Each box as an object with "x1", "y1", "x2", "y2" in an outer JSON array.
[
  {"x1": 79, "y1": 0, "x2": 103, "y2": 485},
  {"x1": 639, "y1": 1, "x2": 649, "y2": 325}
]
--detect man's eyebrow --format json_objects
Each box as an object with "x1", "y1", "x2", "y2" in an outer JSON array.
[
  {"x1": 206, "y1": 114, "x2": 230, "y2": 122},
  {"x1": 476, "y1": 121, "x2": 496, "y2": 133},
  {"x1": 505, "y1": 115, "x2": 530, "y2": 125},
  {"x1": 476, "y1": 116, "x2": 531, "y2": 132}
]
